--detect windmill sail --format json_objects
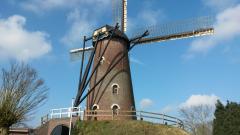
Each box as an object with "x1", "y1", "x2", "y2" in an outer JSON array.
[
  {"x1": 122, "y1": 0, "x2": 127, "y2": 32},
  {"x1": 112, "y1": 0, "x2": 127, "y2": 32},
  {"x1": 130, "y1": 16, "x2": 214, "y2": 45},
  {"x1": 70, "y1": 47, "x2": 93, "y2": 61}
]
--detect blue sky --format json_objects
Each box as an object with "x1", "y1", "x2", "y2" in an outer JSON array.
[{"x1": 0, "y1": 0, "x2": 240, "y2": 127}]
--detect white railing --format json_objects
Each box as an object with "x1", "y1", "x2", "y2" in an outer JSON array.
[
  {"x1": 41, "y1": 107, "x2": 84, "y2": 125},
  {"x1": 83, "y1": 110, "x2": 184, "y2": 128},
  {"x1": 41, "y1": 108, "x2": 184, "y2": 129}
]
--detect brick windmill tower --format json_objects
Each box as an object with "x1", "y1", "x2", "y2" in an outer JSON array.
[{"x1": 70, "y1": 0, "x2": 214, "y2": 120}]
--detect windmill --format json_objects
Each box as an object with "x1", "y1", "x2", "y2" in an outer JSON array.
[{"x1": 70, "y1": 0, "x2": 214, "y2": 120}]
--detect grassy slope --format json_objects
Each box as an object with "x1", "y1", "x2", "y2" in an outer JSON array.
[{"x1": 72, "y1": 120, "x2": 190, "y2": 135}]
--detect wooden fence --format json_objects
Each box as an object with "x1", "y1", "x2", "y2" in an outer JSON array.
[{"x1": 41, "y1": 108, "x2": 184, "y2": 129}]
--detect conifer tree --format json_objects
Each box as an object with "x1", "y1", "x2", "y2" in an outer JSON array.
[
  {"x1": 213, "y1": 100, "x2": 225, "y2": 135},
  {"x1": 213, "y1": 100, "x2": 240, "y2": 135}
]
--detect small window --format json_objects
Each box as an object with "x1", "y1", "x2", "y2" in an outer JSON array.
[
  {"x1": 111, "y1": 105, "x2": 120, "y2": 115},
  {"x1": 92, "y1": 104, "x2": 99, "y2": 111},
  {"x1": 92, "y1": 104, "x2": 99, "y2": 120},
  {"x1": 92, "y1": 106, "x2": 98, "y2": 110},
  {"x1": 100, "y1": 57, "x2": 105, "y2": 65},
  {"x1": 112, "y1": 84, "x2": 119, "y2": 95}
]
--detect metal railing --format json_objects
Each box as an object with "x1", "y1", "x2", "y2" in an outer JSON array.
[
  {"x1": 41, "y1": 108, "x2": 183, "y2": 128},
  {"x1": 41, "y1": 107, "x2": 83, "y2": 125},
  {"x1": 84, "y1": 110, "x2": 184, "y2": 128}
]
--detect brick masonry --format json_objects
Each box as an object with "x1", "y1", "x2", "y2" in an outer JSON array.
[
  {"x1": 87, "y1": 36, "x2": 136, "y2": 120},
  {"x1": 35, "y1": 117, "x2": 79, "y2": 135}
]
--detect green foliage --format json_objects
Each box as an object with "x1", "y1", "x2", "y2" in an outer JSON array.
[
  {"x1": 72, "y1": 120, "x2": 190, "y2": 135},
  {"x1": 213, "y1": 100, "x2": 240, "y2": 135}
]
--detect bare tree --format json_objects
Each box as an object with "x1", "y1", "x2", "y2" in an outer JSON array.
[
  {"x1": 179, "y1": 105, "x2": 214, "y2": 135},
  {"x1": 0, "y1": 63, "x2": 48, "y2": 135}
]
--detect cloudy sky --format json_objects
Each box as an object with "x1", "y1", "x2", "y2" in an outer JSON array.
[{"x1": 1, "y1": 0, "x2": 240, "y2": 127}]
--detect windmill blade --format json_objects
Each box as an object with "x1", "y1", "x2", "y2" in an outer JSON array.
[
  {"x1": 70, "y1": 47, "x2": 94, "y2": 61},
  {"x1": 130, "y1": 16, "x2": 214, "y2": 45},
  {"x1": 135, "y1": 28, "x2": 214, "y2": 44},
  {"x1": 112, "y1": 0, "x2": 127, "y2": 32},
  {"x1": 122, "y1": 0, "x2": 127, "y2": 32}
]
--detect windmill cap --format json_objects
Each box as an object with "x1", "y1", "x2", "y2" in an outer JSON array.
[{"x1": 92, "y1": 25, "x2": 129, "y2": 43}]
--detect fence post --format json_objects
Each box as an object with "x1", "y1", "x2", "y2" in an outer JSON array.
[
  {"x1": 140, "y1": 111, "x2": 143, "y2": 121},
  {"x1": 83, "y1": 107, "x2": 86, "y2": 121},
  {"x1": 60, "y1": 109, "x2": 62, "y2": 118},
  {"x1": 50, "y1": 110, "x2": 53, "y2": 119},
  {"x1": 41, "y1": 117, "x2": 43, "y2": 125},
  {"x1": 112, "y1": 110, "x2": 114, "y2": 120},
  {"x1": 79, "y1": 107, "x2": 81, "y2": 117},
  {"x1": 68, "y1": 107, "x2": 70, "y2": 117},
  {"x1": 180, "y1": 120, "x2": 184, "y2": 129},
  {"x1": 83, "y1": 110, "x2": 85, "y2": 121},
  {"x1": 162, "y1": 114, "x2": 165, "y2": 124},
  {"x1": 78, "y1": 107, "x2": 80, "y2": 120}
]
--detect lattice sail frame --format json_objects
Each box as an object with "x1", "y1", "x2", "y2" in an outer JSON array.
[
  {"x1": 112, "y1": 0, "x2": 127, "y2": 32},
  {"x1": 70, "y1": 48, "x2": 93, "y2": 61},
  {"x1": 130, "y1": 16, "x2": 214, "y2": 45},
  {"x1": 122, "y1": 0, "x2": 127, "y2": 32}
]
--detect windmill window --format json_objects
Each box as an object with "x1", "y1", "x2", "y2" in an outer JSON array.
[
  {"x1": 92, "y1": 104, "x2": 99, "y2": 120},
  {"x1": 111, "y1": 104, "x2": 120, "y2": 115},
  {"x1": 100, "y1": 57, "x2": 105, "y2": 65},
  {"x1": 92, "y1": 104, "x2": 99, "y2": 112},
  {"x1": 112, "y1": 84, "x2": 119, "y2": 95}
]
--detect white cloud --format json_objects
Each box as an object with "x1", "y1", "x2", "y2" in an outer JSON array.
[
  {"x1": 202, "y1": 0, "x2": 238, "y2": 11},
  {"x1": 140, "y1": 98, "x2": 153, "y2": 109},
  {"x1": 61, "y1": 9, "x2": 96, "y2": 46},
  {"x1": 20, "y1": 0, "x2": 111, "y2": 13},
  {"x1": 185, "y1": 4, "x2": 240, "y2": 58},
  {"x1": 129, "y1": 56, "x2": 144, "y2": 65},
  {"x1": 161, "y1": 105, "x2": 174, "y2": 114},
  {"x1": 127, "y1": 3, "x2": 165, "y2": 37},
  {"x1": 138, "y1": 9, "x2": 165, "y2": 26},
  {"x1": 0, "y1": 15, "x2": 52, "y2": 61},
  {"x1": 180, "y1": 94, "x2": 219, "y2": 108},
  {"x1": 58, "y1": 0, "x2": 111, "y2": 47}
]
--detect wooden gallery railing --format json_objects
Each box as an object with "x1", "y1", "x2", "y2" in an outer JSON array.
[{"x1": 41, "y1": 108, "x2": 184, "y2": 129}]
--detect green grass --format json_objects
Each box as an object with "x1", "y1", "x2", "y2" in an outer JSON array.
[{"x1": 72, "y1": 120, "x2": 190, "y2": 135}]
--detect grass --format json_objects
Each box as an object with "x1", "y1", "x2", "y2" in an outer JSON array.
[{"x1": 72, "y1": 120, "x2": 190, "y2": 135}]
